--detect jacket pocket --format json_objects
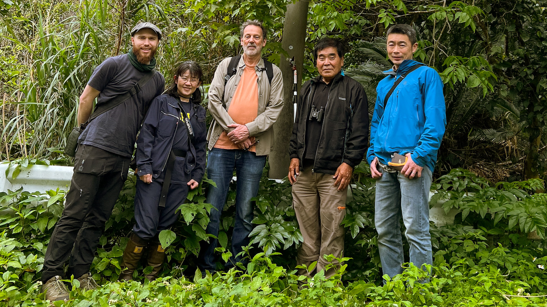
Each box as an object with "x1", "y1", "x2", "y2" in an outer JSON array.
[{"x1": 158, "y1": 112, "x2": 179, "y2": 138}]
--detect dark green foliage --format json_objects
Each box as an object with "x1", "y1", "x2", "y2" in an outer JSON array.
[{"x1": 1, "y1": 167, "x2": 547, "y2": 305}]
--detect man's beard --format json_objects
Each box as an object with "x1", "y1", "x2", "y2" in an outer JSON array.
[
  {"x1": 243, "y1": 44, "x2": 261, "y2": 57},
  {"x1": 133, "y1": 45, "x2": 156, "y2": 64}
]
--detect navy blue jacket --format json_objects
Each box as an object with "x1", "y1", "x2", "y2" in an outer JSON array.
[
  {"x1": 367, "y1": 60, "x2": 446, "y2": 172},
  {"x1": 136, "y1": 94, "x2": 207, "y2": 183}
]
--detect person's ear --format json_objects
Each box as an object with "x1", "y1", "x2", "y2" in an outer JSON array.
[{"x1": 412, "y1": 43, "x2": 418, "y2": 54}]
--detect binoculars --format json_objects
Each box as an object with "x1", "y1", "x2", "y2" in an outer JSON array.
[{"x1": 309, "y1": 105, "x2": 325, "y2": 122}]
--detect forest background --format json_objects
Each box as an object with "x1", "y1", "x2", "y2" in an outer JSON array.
[{"x1": 1, "y1": 0, "x2": 547, "y2": 306}]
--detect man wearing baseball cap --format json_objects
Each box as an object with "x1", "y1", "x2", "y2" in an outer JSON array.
[{"x1": 41, "y1": 22, "x2": 165, "y2": 301}]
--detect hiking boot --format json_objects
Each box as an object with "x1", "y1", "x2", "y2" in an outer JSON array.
[
  {"x1": 145, "y1": 242, "x2": 165, "y2": 281},
  {"x1": 119, "y1": 233, "x2": 147, "y2": 281},
  {"x1": 77, "y1": 272, "x2": 99, "y2": 291},
  {"x1": 42, "y1": 275, "x2": 69, "y2": 302}
]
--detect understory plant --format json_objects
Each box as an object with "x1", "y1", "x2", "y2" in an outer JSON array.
[{"x1": 0, "y1": 167, "x2": 546, "y2": 305}]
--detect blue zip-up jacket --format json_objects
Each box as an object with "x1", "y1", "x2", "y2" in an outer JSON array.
[
  {"x1": 366, "y1": 60, "x2": 446, "y2": 172},
  {"x1": 136, "y1": 94, "x2": 207, "y2": 183}
]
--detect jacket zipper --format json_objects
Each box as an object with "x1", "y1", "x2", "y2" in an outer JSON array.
[
  {"x1": 313, "y1": 82, "x2": 333, "y2": 173},
  {"x1": 159, "y1": 110, "x2": 180, "y2": 174},
  {"x1": 299, "y1": 83, "x2": 315, "y2": 169},
  {"x1": 383, "y1": 78, "x2": 398, "y2": 152}
]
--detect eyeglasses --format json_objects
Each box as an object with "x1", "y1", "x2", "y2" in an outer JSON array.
[{"x1": 180, "y1": 76, "x2": 200, "y2": 84}]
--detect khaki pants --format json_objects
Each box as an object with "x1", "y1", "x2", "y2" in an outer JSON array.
[{"x1": 292, "y1": 165, "x2": 347, "y2": 278}]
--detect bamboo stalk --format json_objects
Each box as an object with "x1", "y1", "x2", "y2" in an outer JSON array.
[
  {"x1": 16, "y1": 103, "x2": 23, "y2": 157},
  {"x1": 2, "y1": 93, "x2": 9, "y2": 161},
  {"x1": 22, "y1": 104, "x2": 27, "y2": 157}
]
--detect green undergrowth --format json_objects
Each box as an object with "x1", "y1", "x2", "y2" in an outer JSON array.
[{"x1": 1, "y1": 166, "x2": 547, "y2": 305}]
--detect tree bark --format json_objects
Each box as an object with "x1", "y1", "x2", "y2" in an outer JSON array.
[
  {"x1": 524, "y1": 114, "x2": 541, "y2": 180},
  {"x1": 268, "y1": 0, "x2": 309, "y2": 179}
]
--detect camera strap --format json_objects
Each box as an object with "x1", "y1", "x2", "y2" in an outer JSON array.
[{"x1": 382, "y1": 64, "x2": 424, "y2": 110}]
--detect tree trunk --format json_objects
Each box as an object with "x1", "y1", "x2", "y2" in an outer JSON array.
[
  {"x1": 268, "y1": 0, "x2": 309, "y2": 179},
  {"x1": 524, "y1": 112, "x2": 541, "y2": 180}
]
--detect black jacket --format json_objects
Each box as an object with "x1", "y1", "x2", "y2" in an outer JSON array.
[
  {"x1": 136, "y1": 94, "x2": 207, "y2": 183},
  {"x1": 289, "y1": 73, "x2": 369, "y2": 174}
]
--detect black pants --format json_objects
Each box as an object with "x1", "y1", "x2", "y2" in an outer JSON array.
[
  {"x1": 132, "y1": 178, "x2": 189, "y2": 241},
  {"x1": 42, "y1": 145, "x2": 129, "y2": 282}
]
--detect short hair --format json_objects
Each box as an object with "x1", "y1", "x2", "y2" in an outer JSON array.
[
  {"x1": 240, "y1": 20, "x2": 267, "y2": 40},
  {"x1": 313, "y1": 38, "x2": 345, "y2": 64},
  {"x1": 386, "y1": 24, "x2": 417, "y2": 45},
  {"x1": 165, "y1": 61, "x2": 204, "y2": 103}
]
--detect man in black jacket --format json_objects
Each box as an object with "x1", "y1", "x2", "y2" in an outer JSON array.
[{"x1": 288, "y1": 37, "x2": 369, "y2": 278}]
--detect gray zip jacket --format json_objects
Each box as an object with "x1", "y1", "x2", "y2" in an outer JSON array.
[{"x1": 206, "y1": 56, "x2": 284, "y2": 156}]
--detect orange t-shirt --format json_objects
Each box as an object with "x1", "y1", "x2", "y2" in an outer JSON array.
[{"x1": 214, "y1": 65, "x2": 259, "y2": 151}]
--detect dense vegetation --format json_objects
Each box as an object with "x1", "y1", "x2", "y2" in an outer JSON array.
[
  {"x1": 1, "y1": 166, "x2": 547, "y2": 305},
  {"x1": 1, "y1": 0, "x2": 547, "y2": 305}
]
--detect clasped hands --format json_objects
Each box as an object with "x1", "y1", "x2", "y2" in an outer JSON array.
[
  {"x1": 369, "y1": 153, "x2": 423, "y2": 179},
  {"x1": 227, "y1": 123, "x2": 255, "y2": 150}
]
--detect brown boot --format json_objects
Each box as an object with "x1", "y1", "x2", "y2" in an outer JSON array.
[
  {"x1": 119, "y1": 233, "x2": 147, "y2": 281},
  {"x1": 77, "y1": 272, "x2": 99, "y2": 290},
  {"x1": 145, "y1": 242, "x2": 165, "y2": 281},
  {"x1": 42, "y1": 275, "x2": 69, "y2": 301}
]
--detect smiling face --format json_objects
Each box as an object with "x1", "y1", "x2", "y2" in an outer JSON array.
[
  {"x1": 130, "y1": 28, "x2": 159, "y2": 64},
  {"x1": 240, "y1": 25, "x2": 266, "y2": 58},
  {"x1": 387, "y1": 33, "x2": 418, "y2": 68},
  {"x1": 176, "y1": 70, "x2": 201, "y2": 98},
  {"x1": 316, "y1": 46, "x2": 344, "y2": 83}
]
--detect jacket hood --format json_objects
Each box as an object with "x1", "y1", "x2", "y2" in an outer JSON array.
[{"x1": 383, "y1": 59, "x2": 423, "y2": 76}]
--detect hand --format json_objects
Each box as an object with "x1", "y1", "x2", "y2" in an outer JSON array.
[
  {"x1": 401, "y1": 153, "x2": 423, "y2": 179},
  {"x1": 333, "y1": 162, "x2": 353, "y2": 191},
  {"x1": 140, "y1": 174, "x2": 152, "y2": 184},
  {"x1": 236, "y1": 138, "x2": 254, "y2": 150},
  {"x1": 227, "y1": 124, "x2": 250, "y2": 144},
  {"x1": 187, "y1": 179, "x2": 199, "y2": 190},
  {"x1": 288, "y1": 158, "x2": 300, "y2": 185},
  {"x1": 370, "y1": 157, "x2": 382, "y2": 179}
]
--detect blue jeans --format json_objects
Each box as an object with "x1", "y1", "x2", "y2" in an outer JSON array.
[
  {"x1": 198, "y1": 148, "x2": 266, "y2": 272},
  {"x1": 374, "y1": 167, "x2": 433, "y2": 279}
]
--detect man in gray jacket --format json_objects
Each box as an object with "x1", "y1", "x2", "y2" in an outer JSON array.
[{"x1": 198, "y1": 20, "x2": 284, "y2": 273}]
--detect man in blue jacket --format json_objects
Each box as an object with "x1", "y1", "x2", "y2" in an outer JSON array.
[{"x1": 367, "y1": 24, "x2": 446, "y2": 279}]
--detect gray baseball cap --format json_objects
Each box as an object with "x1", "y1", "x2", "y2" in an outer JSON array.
[{"x1": 131, "y1": 22, "x2": 162, "y2": 40}]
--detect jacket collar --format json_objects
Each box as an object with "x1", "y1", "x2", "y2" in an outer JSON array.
[
  {"x1": 383, "y1": 59, "x2": 422, "y2": 76},
  {"x1": 237, "y1": 55, "x2": 266, "y2": 70},
  {"x1": 311, "y1": 72, "x2": 343, "y2": 85}
]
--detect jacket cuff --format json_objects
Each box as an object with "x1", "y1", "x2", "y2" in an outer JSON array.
[
  {"x1": 191, "y1": 171, "x2": 204, "y2": 184},
  {"x1": 245, "y1": 122, "x2": 259, "y2": 136},
  {"x1": 137, "y1": 164, "x2": 152, "y2": 177},
  {"x1": 289, "y1": 153, "x2": 299, "y2": 159},
  {"x1": 343, "y1": 159, "x2": 356, "y2": 168},
  {"x1": 411, "y1": 154, "x2": 427, "y2": 168},
  {"x1": 366, "y1": 154, "x2": 374, "y2": 165}
]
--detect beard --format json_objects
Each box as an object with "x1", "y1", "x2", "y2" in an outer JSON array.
[
  {"x1": 243, "y1": 43, "x2": 262, "y2": 57},
  {"x1": 132, "y1": 45, "x2": 157, "y2": 64}
]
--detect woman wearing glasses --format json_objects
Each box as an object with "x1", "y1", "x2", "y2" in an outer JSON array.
[{"x1": 119, "y1": 61, "x2": 207, "y2": 281}]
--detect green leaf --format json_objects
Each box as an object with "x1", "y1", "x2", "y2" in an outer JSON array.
[
  {"x1": 194, "y1": 268, "x2": 202, "y2": 283},
  {"x1": 37, "y1": 216, "x2": 48, "y2": 233},
  {"x1": 467, "y1": 74, "x2": 481, "y2": 88},
  {"x1": 178, "y1": 205, "x2": 196, "y2": 225},
  {"x1": 218, "y1": 231, "x2": 228, "y2": 248},
  {"x1": 159, "y1": 230, "x2": 177, "y2": 249}
]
